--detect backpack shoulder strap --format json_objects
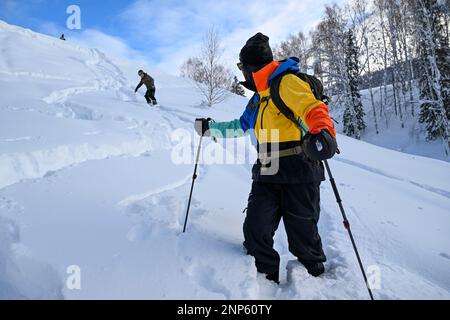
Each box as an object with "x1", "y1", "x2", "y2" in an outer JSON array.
[{"x1": 269, "y1": 71, "x2": 301, "y2": 129}]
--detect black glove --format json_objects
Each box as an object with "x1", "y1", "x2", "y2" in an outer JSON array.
[
  {"x1": 194, "y1": 118, "x2": 212, "y2": 137},
  {"x1": 302, "y1": 129, "x2": 337, "y2": 161}
]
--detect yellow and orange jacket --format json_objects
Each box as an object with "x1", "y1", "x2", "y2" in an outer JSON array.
[
  {"x1": 209, "y1": 57, "x2": 336, "y2": 183},
  {"x1": 210, "y1": 58, "x2": 336, "y2": 146}
]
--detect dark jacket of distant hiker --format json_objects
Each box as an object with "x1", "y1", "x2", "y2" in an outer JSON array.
[
  {"x1": 135, "y1": 73, "x2": 155, "y2": 91},
  {"x1": 135, "y1": 73, "x2": 157, "y2": 105}
]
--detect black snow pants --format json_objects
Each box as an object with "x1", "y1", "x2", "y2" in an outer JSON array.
[
  {"x1": 243, "y1": 181, "x2": 326, "y2": 276},
  {"x1": 145, "y1": 86, "x2": 157, "y2": 105}
]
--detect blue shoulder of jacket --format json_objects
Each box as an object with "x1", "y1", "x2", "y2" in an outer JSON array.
[
  {"x1": 269, "y1": 57, "x2": 300, "y2": 82},
  {"x1": 239, "y1": 93, "x2": 259, "y2": 132}
]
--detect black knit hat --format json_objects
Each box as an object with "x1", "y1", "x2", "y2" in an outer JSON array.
[{"x1": 239, "y1": 32, "x2": 273, "y2": 67}]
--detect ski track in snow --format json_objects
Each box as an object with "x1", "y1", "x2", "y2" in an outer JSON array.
[
  {"x1": 117, "y1": 174, "x2": 193, "y2": 207},
  {"x1": 334, "y1": 157, "x2": 450, "y2": 200},
  {"x1": 117, "y1": 163, "x2": 268, "y2": 299},
  {"x1": 0, "y1": 46, "x2": 172, "y2": 190},
  {"x1": 42, "y1": 49, "x2": 131, "y2": 119}
]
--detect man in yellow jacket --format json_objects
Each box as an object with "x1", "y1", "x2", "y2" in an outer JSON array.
[{"x1": 195, "y1": 33, "x2": 337, "y2": 284}]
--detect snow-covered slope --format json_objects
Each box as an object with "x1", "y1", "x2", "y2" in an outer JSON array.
[{"x1": 0, "y1": 20, "x2": 449, "y2": 300}]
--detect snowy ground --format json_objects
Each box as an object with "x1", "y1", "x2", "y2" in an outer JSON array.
[{"x1": 0, "y1": 20, "x2": 449, "y2": 300}]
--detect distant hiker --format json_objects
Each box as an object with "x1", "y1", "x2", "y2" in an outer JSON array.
[
  {"x1": 135, "y1": 70, "x2": 158, "y2": 106},
  {"x1": 194, "y1": 33, "x2": 337, "y2": 284},
  {"x1": 59, "y1": 34, "x2": 66, "y2": 41}
]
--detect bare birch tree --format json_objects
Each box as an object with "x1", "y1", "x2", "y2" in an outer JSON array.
[{"x1": 180, "y1": 27, "x2": 232, "y2": 107}]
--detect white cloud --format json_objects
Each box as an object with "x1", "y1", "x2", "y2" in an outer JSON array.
[{"x1": 118, "y1": 0, "x2": 343, "y2": 75}]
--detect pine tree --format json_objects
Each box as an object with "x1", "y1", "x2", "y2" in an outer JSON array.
[
  {"x1": 343, "y1": 28, "x2": 366, "y2": 139},
  {"x1": 415, "y1": 0, "x2": 449, "y2": 148},
  {"x1": 436, "y1": 2, "x2": 450, "y2": 121},
  {"x1": 230, "y1": 76, "x2": 245, "y2": 96}
]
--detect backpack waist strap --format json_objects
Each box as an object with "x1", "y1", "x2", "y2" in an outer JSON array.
[{"x1": 258, "y1": 145, "x2": 303, "y2": 163}]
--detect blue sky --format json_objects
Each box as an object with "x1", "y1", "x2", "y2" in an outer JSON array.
[{"x1": 0, "y1": 0, "x2": 344, "y2": 75}]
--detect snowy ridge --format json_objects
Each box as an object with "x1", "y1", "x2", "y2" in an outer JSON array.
[{"x1": 0, "y1": 20, "x2": 449, "y2": 299}]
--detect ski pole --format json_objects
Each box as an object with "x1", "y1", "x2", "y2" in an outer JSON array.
[
  {"x1": 183, "y1": 135, "x2": 203, "y2": 233},
  {"x1": 296, "y1": 119, "x2": 374, "y2": 300},
  {"x1": 323, "y1": 159, "x2": 374, "y2": 300}
]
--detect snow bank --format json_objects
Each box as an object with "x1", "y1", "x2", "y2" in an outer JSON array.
[{"x1": 0, "y1": 137, "x2": 157, "y2": 190}]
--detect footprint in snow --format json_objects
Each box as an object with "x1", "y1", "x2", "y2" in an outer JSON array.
[
  {"x1": 187, "y1": 264, "x2": 232, "y2": 299},
  {"x1": 0, "y1": 197, "x2": 24, "y2": 214},
  {"x1": 124, "y1": 190, "x2": 186, "y2": 234}
]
